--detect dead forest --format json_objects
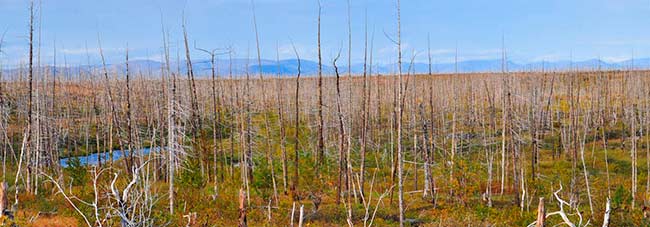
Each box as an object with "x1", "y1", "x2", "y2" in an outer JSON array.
[{"x1": 0, "y1": 0, "x2": 649, "y2": 226}]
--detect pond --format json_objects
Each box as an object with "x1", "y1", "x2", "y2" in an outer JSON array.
[{"x1": 59, "y1": 147, "x2": 161, "y2": 168}]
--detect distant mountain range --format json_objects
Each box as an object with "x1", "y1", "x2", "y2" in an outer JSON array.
[{"x1": 3, "y1": 57, "x2": 646, "y2": 78}]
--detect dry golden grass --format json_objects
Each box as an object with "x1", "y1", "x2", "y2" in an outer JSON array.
[{"x1": 30, "y1": 216, "x2": 78, "y2": 227}]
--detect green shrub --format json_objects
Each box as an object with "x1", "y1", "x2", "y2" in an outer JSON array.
[
  {"x1": 251, "y1": 158, "x2": 274, "y2": 199},
  {"x1": 63, "y1": 157, "x2": 88, "y2": 186},
  {"x1": 179, "y1": 161, "x2": 206, "y2": 189},
  {"x1": 612, "y1": 185, "x2": 631, "y2": 209}
]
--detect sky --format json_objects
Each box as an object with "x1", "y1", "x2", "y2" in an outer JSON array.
[{"x1": 1, "y1": 0, "x2": 650, "y2": 66}]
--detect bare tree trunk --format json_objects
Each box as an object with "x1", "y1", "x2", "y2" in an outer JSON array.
[
  {"x1": 316, "y1": 0, "x2": 325, "y2": 172},
  {"x1": 276, "y1": 45, "x2": 288, "y2": 195},
  {"x1": 290, "y1": 43, "x2": 301, "y2": 200},
  {"x1": 396, "y1": 0, "x2": 405, "y2": 225},
  {"x1": 26, "y1": 0, "x2": 35, "y2": 195},
  {"x1": 162, "y1": 29, "x2": 177, "y2": 215},
  {"x1": 195, "y1": 44, "x2": 224, "y2": 197},
  {"x1": 500, "y1": 39, "x2": 508, "y2": 196},
  {"x1": 579, "y1": 109, "x2": 594, "y2": 215},
  {"x1": 359, "y1": 10, "x2": 369, "y2": 202},
  {"x1": 251, "y1": 0, "x2": 278, "y2": 202},
  {"x1": 333, "y1": 51, "x2": 347, "y2": 205},
  {"x1": 631, "y1": 96, "x2": 638, "y2": 209},
  {"x1": 182, "y1": 17, "x2": 201, "y2": 133},
  {"x1": 125, "y1": 47, "x2": 135, "y2": 173},
  {"x1": 602, "y1": 198, "x2": 611, "y2": 227}
]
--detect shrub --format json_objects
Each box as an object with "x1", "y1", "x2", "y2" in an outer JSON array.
[
  {"x1": 63, "y1": 157, "x2": 88, "y2": 186},
  {"x1": 179, "y1": 161, "x2": 206, "y2": 189},
  {"x1": 612, "y1": 185, "x2": 631, "y2": 210}
]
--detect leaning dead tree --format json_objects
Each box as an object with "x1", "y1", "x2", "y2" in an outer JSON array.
[
  {"x1": 182, "y1": 15, "x2": 201, "y2": 134},
  {"x1": 291, "y1": 42, "x2": 302, "y2": 201}
]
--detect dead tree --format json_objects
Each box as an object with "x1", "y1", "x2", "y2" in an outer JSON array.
[
  {"x1": 182, "y1": 15, "x2": 201, "y2": 134},
  {"x1": 316, "y1": 0, "x2": 325, "y2": 171},
  {"x1": 333, "y1": 49, "x2": 348, "y2": 205},
  {"x1": 395, "y1": 0, "x2": 405, "y2": 225},
  {"x1": 125, "y1": 47, "x2": 135, "y2": 173},
  {"x1": 251, "y1": 0, "x2": 279, "y2": 201},
  {"x1": 275, "y1": 45, "x2": 288, "y2": 194},
  {"x1": 527, "y1": 184, "x2": 590, "y2": 227},
  {"x1": 359, "y1": 9, "x2": 370, "y2": 201},
  {"x1": 194, "y1": 44, "x2": 226, "y2": 197},
  {"x1": 26, "y1": 0, "x2": 35, "y2": 195},
  {"x1": 290, "y1": 42, "x2": 302, "y2": 200}
]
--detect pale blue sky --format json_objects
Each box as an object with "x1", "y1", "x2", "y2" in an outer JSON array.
[{"x1": 1, "y1": 0, "x2": 650, "y2": 66}]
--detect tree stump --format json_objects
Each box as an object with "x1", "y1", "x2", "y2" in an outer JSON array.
[
  {"x1": 535, "y1": 197, "x2": 545, "y2": 227},
  {"x1": 238, "y1": 188, "x2": 247, "y2": 227},
  {"x1": 0, "y1": 182, "x2": 7, "y2": 217}
]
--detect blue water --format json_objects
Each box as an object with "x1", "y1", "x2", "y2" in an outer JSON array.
[{"x1": 59, "y1": 147, "x2": 161, "y2": 168}]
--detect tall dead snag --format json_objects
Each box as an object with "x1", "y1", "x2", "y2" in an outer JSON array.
[
  {"x1": 422, "y1": 82, "x2": 436, "y2": 205},
  {"x1": 290, "y1": 43, "x2": 302, "y2": 200},
  {"x1": 182, "y1": 16, "x2": 201, "y2": 133},
  {"x1": 228, "y1": 50, "x2": 237, "y2": 179},
  {"x1": 26, "y1": 0, "x2": 35, "y2": 195},
  {"x1": 0, "y1": 30, "x2": 5, "y2": 182},
  {"x1": 500, "y1": 37, "x2": 508, "y2": 196},
  {"x1": 346, "y1": 0, "x2": 353, "y2": 131},
  {"x1": 645, "y1": 81, "x2": 650, "y2": 204},
  {"x1": 125, "y1": 47, "x2": 135, "y2": 173},
  {"x1": 630, "y1": 90, "x2": 639, "y2": 209},
  {"x1": 98, "y1": 35, "x2": 121, "y2": 170},
  {"x1": 243, "y1": 57, "x2": 254, "y2": 194},
  {"x1": 251, "y1": 0, "x2": 278, "y2": 202},
  {"x1": 359, "y1": 9, "x2": 370, "y2": 202},
  {"x1": 579, "y1": 106, "x2": 594, "y2": 215},
  {"x1": 333, "y1": 50, "x2": 347, "y2": 205},
  {"x1": 483, "y1": 80, "x2": 495, "y2": 207},
  {"x1": 396, "y1": 0, "x2": 405, "y2": 225},
  {"x1": 161, "y1": 26, "x2": 181, "y2": 215},
  {"x1": 316, "y1": 0, "x2": 325, "y2": 171},
  {"x1": 275, "y1": 45, "x2": 288, "y2": 194},
  {"x1": 195, "y1": 45, "x2": 224, "y2": 196}
]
